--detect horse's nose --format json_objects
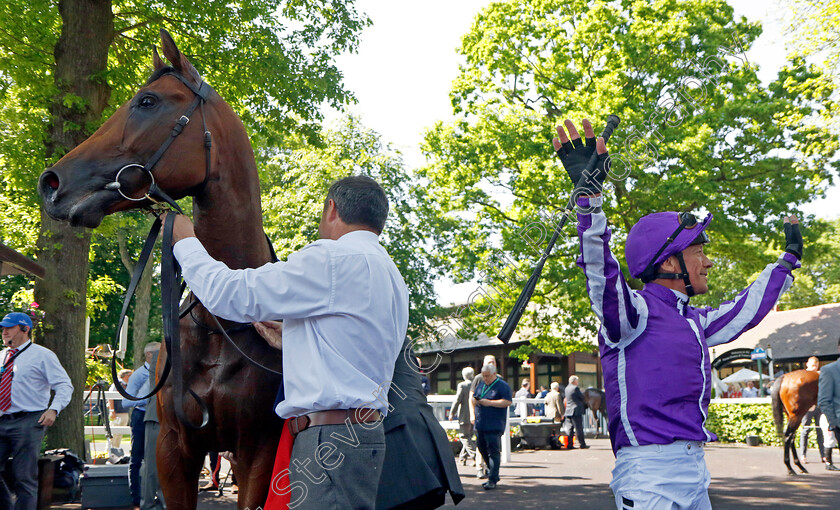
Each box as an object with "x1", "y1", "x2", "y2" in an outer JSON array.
[{"x1": 38, "y1": 170, "x2": 60, "y2": 204}]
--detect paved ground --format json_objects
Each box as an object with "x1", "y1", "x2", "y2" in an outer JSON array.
[
  {"x1": 55, "y1": 438, "x2": 840, "y2": 509},
  {"x1": 440, "y1": 438, "x2": 840, "y2": 509}
]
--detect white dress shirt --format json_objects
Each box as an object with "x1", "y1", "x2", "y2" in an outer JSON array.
[
  {"x1": 0, "y1": 340, "x2": 73, "y2": 415},
  {"x1": 174, "y1": 230, "x2": 409, "y2": 418}
]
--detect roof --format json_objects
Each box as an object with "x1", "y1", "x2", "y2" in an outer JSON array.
[
  {"x1": 0, "y1": 243, "x2": 45, "y2": 279},
  {"x1": 414, "y1": 331, "x2": 529, "y2": 355},
  {"x1": 711, "y1": 303, "x2": 840, "y2": 361}
]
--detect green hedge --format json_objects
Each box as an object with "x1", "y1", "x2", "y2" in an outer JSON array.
[{"x1": 706, "y1": 403, "x2": 782, "y2": 447}]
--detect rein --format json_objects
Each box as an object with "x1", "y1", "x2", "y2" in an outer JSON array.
[{"x1": 108, "y1": 71, "x2": 282, "y2": 430}]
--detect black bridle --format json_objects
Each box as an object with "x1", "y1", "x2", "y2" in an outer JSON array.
[
  {"x1": 108, "y1": 71, "x2": 281, "y2": 431},
  {"x1": 104, "y1": 71, "x2": 212, "y2": 211}
]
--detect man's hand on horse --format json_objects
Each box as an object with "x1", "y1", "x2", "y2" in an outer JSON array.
[
  {"x1": 552, "y1": 118, "x2": 609, "y2": 197},
  {"x1": 161, "y1": 212, "x2": 197, "y2": 244},
  {"x1": 254, "y1": 320, "x2": 283, "y2": 351}
]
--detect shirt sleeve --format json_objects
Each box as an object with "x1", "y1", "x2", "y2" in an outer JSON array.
[
  {"x1": 173, "y1": 237, "x2": 333, "y2": 322},
  {"x1": 697, "y1": 252, "x2": 799, "y2": 347},
  {"x1": 122, "y1": 367, "x2": 149, "y2": 409},
  {"x1": 576, "y1": 195, "x2": 643, "y2": 346},
  {"x1": 819, "y1": 367, "x2": 838, "y2": 429},
  {"x1": 44, "y1": 350, "x2": 73, "y2": 415},
  {"x1": 500, "y1": 383, "x2": 513, "y2": 403}
]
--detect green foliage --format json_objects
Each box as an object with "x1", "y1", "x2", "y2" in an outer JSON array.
[
  {"x1": 85, "y1": 357, "x2": 112, "y2": 387},
  {"x1": 417, "y1": 0, "x2": 839, "y2": 354},
  {"x1": 706, "y1": 403, "x2": 781, "y2": 446},
  {"x1": 0, "y1": 0, "x2": 371, "y2": 360},
  {"x1": 261, "y1": 116, "x2": 440, "y2": 336},
  {"x1": 784, "y1": 0, "x2": 840, "y2": 86}
]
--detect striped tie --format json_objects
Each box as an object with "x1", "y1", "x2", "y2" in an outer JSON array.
[{"x1": 0, "y1": 348, "x2": 18, "y2": 412}]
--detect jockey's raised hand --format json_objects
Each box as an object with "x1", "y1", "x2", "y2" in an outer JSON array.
[
  {"x1": 783, "y1": 215, "x2": 803, "y2": 260},
  {"x1": 552, "y1": 118, "x2": 609, "y2": 196}
]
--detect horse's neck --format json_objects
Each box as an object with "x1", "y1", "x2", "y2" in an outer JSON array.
[{"x1": 191, "y1": 158, "x2": 271, "y2": 270}]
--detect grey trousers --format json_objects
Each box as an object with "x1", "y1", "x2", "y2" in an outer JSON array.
[
  {"x1": 288, "y1": 421, "x2": 385, "y2": 510},
  {"x1": 140, "y1": 421, "x2": 165, "y2": 510},
  {"x1": 0, "y1": 411, "x2": 46, "y2": 510}
]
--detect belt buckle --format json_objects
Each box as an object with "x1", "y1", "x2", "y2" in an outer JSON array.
[{"x1": 288, "y1": 415, "x2": 311, "y2": 436}]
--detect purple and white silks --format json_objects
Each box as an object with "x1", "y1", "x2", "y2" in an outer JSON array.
[{"x1": 576, "y1": 196, "x2": 800, "y2": 454}]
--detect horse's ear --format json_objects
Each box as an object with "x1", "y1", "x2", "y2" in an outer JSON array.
[
  {"x1": 159, "y1": 29, "x2": 202, "y2": 84},
  {"x1": 152, "y1": 46, "x2": 165, "y2": 71}
]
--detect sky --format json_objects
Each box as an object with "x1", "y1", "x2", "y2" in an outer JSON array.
[{"x1": 323, "y1": 0, "x2": 840, "y2": 305}]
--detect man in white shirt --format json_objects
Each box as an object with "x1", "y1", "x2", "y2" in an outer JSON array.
[
  {"x1": 0, "y1": 311, "x2": 73, "y2": 510},
  {"x1": 169, "y1": 176, "x2": 409, "y2": 509},
  {"x1": 741, "y1": 380, "x2": 759, "y2": 398}
]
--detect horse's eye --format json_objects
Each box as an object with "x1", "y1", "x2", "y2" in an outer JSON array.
[{"x1": 139, "y1": 95, "x2": 157, "y2": 108}]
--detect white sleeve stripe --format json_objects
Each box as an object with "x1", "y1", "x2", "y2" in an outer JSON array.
[{"x1": 705, "y1": 265, "x2": 774, "y2": 347}]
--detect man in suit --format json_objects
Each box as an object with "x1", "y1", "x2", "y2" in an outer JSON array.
[
  {"x1": 818, "y1": 337, "x2": 840, "y2": 471},
  {"x1": 545, "y1": 382, "x2": 563, "y2": 423},
  {"x1": 564, "y1": 375, "x2": 589, "y2": 449},
  {"x1": 449, "y1": 367, "x2": 476, "y2": 466}
]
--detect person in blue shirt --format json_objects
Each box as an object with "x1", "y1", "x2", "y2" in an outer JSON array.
[
  {"x1": 122, "y1": 342, "x2": 160, "y2": 509},
  {"x1": 471, "y1": 364, "x2": 512, "y2": 490}
]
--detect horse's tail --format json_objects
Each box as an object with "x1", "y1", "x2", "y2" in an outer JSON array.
[{"x1": 771, "y1": 376, "x2": 785, "y2": 438}]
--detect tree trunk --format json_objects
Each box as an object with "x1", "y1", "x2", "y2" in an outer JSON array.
[
  {"x1": 117, "y1": 229, "x2": 154, "y2": 368},
  {"x1": 34, "y1": 0, "x2": 113, "y2": 457}
]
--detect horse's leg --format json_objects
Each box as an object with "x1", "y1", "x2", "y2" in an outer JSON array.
[
  {"x1": 783, "y1": 424, "x2": 797, "y2": 475},
  {"x1": 233, "y1": 440, "x2": 278, "y2": 510},
  {"x1": 157, "y1": 424, "x2": 206, "y2": 510},
  {"x1": 789, "y1": 421, "x2": 809, "y2": 474}
]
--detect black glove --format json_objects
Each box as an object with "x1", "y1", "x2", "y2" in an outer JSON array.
[
  {"x1": 783, "y1": 221, "x2": 803, "y2": 260},
  {"x1": 555, "y1": 135, "x2": 608, "y2": 195}
]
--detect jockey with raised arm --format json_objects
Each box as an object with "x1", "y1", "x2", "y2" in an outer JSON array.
[{"x1": 553, "y1": 118, "x2": 803, "y2": 510}]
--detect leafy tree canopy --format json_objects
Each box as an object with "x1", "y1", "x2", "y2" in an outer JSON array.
[
  {"x1": 417, "y1": 0, "x2": 839, "y2": 355},
  {"x1": 261, "y1": 116, "x2": 440, "y2": 336}
]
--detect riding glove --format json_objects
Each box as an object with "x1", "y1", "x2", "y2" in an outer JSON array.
[
  {"x1": 555, "y1": 136, "x2": 608, "y2": 195},
  {"x1": 783, "y1": 221, "x2": 803, "y2": 260}
]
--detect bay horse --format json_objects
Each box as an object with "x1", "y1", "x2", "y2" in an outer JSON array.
[
  {"x1": 583, "y1": 387, "x2": 608, "y2": 437},
  {"x1": 771, "y1": 369, "x2": 820, "y2": 475},
  {"x1": 38, "y1": 30, "x2": 282, "y2": 509}
]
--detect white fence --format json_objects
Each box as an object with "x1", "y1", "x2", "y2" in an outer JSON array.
[{"x1": 82, "y1": 391, "x2": 609, "y2": 464}]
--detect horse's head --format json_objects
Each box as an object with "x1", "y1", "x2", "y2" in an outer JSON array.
[{"x1": 39, "y1": 30, "x2": 214, "y2": 228}]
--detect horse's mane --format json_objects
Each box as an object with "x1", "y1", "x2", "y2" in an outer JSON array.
[{"x1": 146, "y1": 66, "x2": 176, "y2": 85}]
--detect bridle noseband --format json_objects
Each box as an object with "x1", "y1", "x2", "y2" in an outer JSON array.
[{"x1": 104, "y1": 71, "x2": 213, "y2": 213}]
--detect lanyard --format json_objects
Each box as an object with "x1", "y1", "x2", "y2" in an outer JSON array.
[
  {"x1": 479, "y1": 377, "x2": 499, "y2": 400},
  {"x1": 0, "y1": 342, "x2": 32, "y2": 376}
]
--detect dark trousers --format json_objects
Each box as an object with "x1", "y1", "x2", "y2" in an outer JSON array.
[
  {"x1": 129, "y1": 408, "x2": 147, "y2": 506},
  {"x1": 565, "y1": 414, "x2": 587, "y2": 447},
  {"x1": 140, "y1": 421, "x2": 164, "y2": 510},
  {"x1": 476, "y1": 430, "x2": 502, "y2": 483},
  {"x1": 0, "y1": 411, "x2": 46, "y2": 510},
  {"x1": 286, "y1": 422, "x2": 385, "y2": 509},
  {"x1": 800, "y1": 408, "x2": 825, "y2": 459}
]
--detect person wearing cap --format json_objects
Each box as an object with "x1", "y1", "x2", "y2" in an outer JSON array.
[
  {"x1": 552, "y1": 118, "x2": 802, "y2": 509},
  {"x1": 0, "y1": 311, "x2": 73, "y2": 510}
]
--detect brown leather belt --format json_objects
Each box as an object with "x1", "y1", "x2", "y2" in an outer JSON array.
[{"x1": 288, "y1": 408, "x2": 382, "y2": 437}]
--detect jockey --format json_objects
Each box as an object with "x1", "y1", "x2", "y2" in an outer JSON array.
[{"x1": 552, "y1": 118, "x2": 803, "y2": 510}]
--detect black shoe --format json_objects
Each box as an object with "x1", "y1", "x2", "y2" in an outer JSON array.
[
  {"x1": 580, "y1": 445, "x2": 590, "y2": 449},
  {"x1": 827, "y1": 463, "x2": 840, "y2": 471},
  {"x1": 483, "y1": 481, "x2": 497, "y2": 490}
]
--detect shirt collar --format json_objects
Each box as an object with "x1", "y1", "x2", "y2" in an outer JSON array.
[
  {"x1": 8, "y1": 340, "x2": 31, "y2": 352},
  {"x1": 337, "y1": 230, "x2": 380, "y2": 243},
  {"x1": 644, "y1": 283, "x2": 689, "y2": 312}
]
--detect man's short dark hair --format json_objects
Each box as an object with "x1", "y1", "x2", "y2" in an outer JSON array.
[{"x1": 326, "y1": 176, "x2": 389, "y2": 233}]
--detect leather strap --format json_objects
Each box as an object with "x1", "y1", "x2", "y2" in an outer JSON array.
[{"x1": 288, "y1": 408, "x2": 382, "y2": 437}]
